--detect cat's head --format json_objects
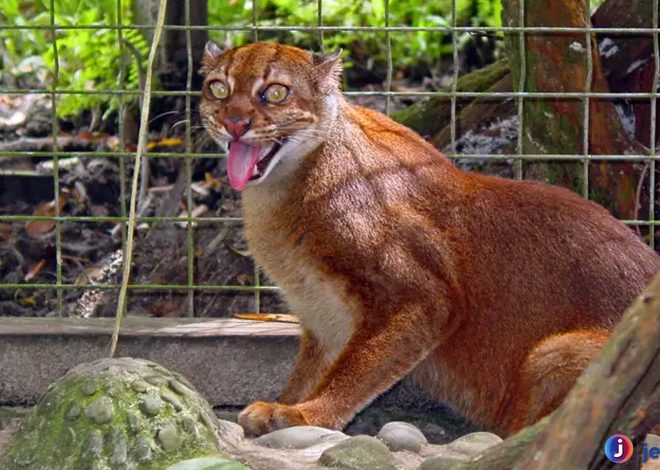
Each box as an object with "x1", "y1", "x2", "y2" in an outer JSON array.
[{"x1": 200, "y1": 41, "x2": 343, "y2": 191}]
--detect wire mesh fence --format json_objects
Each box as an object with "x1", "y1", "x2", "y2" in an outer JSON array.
[{"x1": 0, "y1": 0, "x2": 658, "y2": 317}]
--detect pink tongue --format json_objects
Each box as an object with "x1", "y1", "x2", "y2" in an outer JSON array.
[{"x1": 227, "y1": 141, "x2": 260, "y2": 191}]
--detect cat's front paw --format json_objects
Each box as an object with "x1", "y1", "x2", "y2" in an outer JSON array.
[{"x1": 238, "y1": 401, "x2": 309, "y2": 436}]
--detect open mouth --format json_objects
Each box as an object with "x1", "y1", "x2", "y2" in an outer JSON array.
[
  {"x1": 226, "y1": 138, "x2": 287, "y2": 191},
  {"x1": 250, "y1": 139, "x2": 285, "y2": 181}
]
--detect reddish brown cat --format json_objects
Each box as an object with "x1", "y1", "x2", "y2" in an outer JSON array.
[{"x1": 200, "y1": 41, "x2": 659, "y2": 437}]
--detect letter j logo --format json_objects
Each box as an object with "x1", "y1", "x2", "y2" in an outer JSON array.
[{"x1": 604, "y1": 434, "x2": 634, "y2": 463}]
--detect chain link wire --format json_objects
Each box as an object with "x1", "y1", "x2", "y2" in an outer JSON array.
[{"x1": 1, "y1": 0, "x2": 658, "y2": 315}]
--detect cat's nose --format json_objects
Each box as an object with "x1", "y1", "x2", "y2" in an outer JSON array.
[{"x1": 223, "y1": 116, "x2": 252, "y2": 138}]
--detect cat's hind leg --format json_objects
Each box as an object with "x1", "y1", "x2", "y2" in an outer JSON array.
[{"x1": 507, "y1": 329, "x2": 610, "y2": 434}]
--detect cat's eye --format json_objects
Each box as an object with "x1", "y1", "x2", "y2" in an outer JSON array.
[
  {"x1": 263, "y1": 84, "x2": 289, "y2": 103},
  {"x1": 207, "y1": 80, "x2": 229, "y2": 99}
]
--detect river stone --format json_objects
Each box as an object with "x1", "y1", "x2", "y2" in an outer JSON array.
[
  {"x1": 140, "y1": 394, "x2": 162, "y2": 417},
  {"x1": 446, "y1": 431, "x2": 502, "y2": 455},
  {"x1": 130, "y1": 380, "x2": 149, "y2": 393},
  {"x1": 420, "y1": 431, "x2": 503, "y2": 470},
  {"x1": 420, "y1": 454, "x2": 466, "y2": 470},
  {"x1": 0, "y1": 357, "x2": 239, "y2": 470},
  {"x1": 161, "y1": 389, "x2": 184, "y2": 411},
  {"x1": 85, "y1": 397, "x2": 114, "y2": 424},
  {"x1": 254, "y1": 425, "x2": 348, "y2": 449},
  {"x1": 108, "y1": 428, "x2": 128, "y2": 465},
  {"x1": 376, "y1": 421, "x2": 428, "y2": 452},
  {"x1": 65, "y1": 402, "x2": 81, "y2": 420},
  {"x1": 158, "y1": 423, "x2": 181, "y2": 451},
  {"x1": 318, "y1": 435, "x2": 397, "y2": 470},
  {"x1": 133, "y1": 436, "x2": 154, "y2": 463},
  {"x1": 165, "y1": 456, "x2": 250, "y2": 470}
]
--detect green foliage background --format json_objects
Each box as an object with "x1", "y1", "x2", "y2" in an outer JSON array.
[
  {"x1": 209, "y1": 0, "x2": 502, "y2": 72},
  {"x1": 0, "y1": 0, "x2": 148, "y2": 119},
  {"x1": 1, "y1": 0, "x2": 501, "y2": 120}
]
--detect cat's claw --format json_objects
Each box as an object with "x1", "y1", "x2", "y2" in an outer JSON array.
[{"x1": 238, "y1": 401, "x2": 309, "y2": 436}]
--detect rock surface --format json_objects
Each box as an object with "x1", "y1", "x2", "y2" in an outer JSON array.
[
  {"x1": 318, "y1": 435, "x2": 398, "y2": 470},
  {"x1": 254, "y1": 426, "x2": 348, "y2": 449},
  {"x1": 165, "y1": 456, "x2": 248, "y2": 469},
  {"x1": 377, "y1": 421, "x2": 429, "y2": 452},
  {"x1": 0, "y1": 358, "x2": 510, "y2": 470},
  {"x1": 0, "y1": 358, "x2": 240, "y2": 470}
]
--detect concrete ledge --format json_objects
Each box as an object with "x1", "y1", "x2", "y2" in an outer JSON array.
[
  {"x1": 0, "y1": 317, "x2": 475, "y2": 443},
  {"x1": 0, "y1": 317, "x2": 298, "y2": 406}
]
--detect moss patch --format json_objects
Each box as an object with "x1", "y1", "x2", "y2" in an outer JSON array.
[{"x1": 1, "y1": 358, "x2": 241, "y2": 470}]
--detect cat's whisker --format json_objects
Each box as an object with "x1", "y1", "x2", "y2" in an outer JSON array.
[
  {"x1": 149, "y1": 110, "x2": 183, "y2": 124},
  {"x1": 170, "y1": 119, "x2": 191, "y2": 131}
]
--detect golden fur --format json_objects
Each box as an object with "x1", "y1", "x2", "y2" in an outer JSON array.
[{"x1": 200, "y1": 41, "x2": 659, "y2": 436}]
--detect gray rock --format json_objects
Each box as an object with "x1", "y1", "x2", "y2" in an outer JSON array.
[
  {"x1": 108, "y1": 428, "x2": 128, "y2": 465},
  {"x1": 255, "y1": 426, "x2": 348, "y2": 449},
  {"x1": 158, "y1": 423, "x2": 181, "y2": 451},
  {"x1": 376, "y1": 421, "x2": 427, "y2": 452},
  {"x1": 140, "y1": 395, "x2": 162, "y2": 417},
  {"x1": 318, "y1": 435, "x2": 397, "y2": 470},
  {"x1": 169, "y1": 379, "x2": 194, "y2": 398},
  {"x1": 127, "y1": 410, "x2": 141, "y2": 432},
  {"x1": 161, "y1": 389, "x2": 184, "y2": 411},
  {"x1": 65, "y1": 402, "x2": 81, "y2": 420},
  {"x1": 144, "y1": 374, "x2": 169, "y2": 386},
  {"x1": 420, "y1": 431, "x2": 503, "y2": 469},
  {"x1": 133, "y1": 436, "x2": 153, "y2": 463},
  {"x1": 1, "y1": 358, "x2": 226, "y2": 470},
  {"x1": 81, "y1": 379, "x2": 99, "y2": 396},
  {"x1": 165, "y1": 456, "x2": 249, "y2": 470},
  {"x1": 85, "y1": 397, "x2": 113, "y2": 424},
  {"x1": 130, "y1": 380, "x2": 148, "y2": 393},
  {"x1": 215, "y1": 409, "x2": 239, "y2": 423},
  {"x1": 420, "y1": 455, "x2": 466, "y2": 470},
  {"x1": 447, "y1": 431, "x2": 502, "y2": 456},
  {"x1": 215, "y1": 419, "x2": 245, "y2": 449}
]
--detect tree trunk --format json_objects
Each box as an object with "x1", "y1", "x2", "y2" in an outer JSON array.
[
  {"x1": 593, "y1": 0, "x2": 659, "y2": 147},
  {"x1": 447, "y1": 271, "x2": 660, "y2": 470},
  {"x1": 502, "y1": 0, "x2": 644, "y2": 219},
  {"x1": 395, "y1": 0, "x2": 652, "y2": 221}
]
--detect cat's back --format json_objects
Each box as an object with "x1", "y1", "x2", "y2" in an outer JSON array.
[{"x1": 456, "y1": 172, "x2": 658, "y2": 322}]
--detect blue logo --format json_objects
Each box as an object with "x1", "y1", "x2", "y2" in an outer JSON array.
[
  {"x1": 604, "y1": 434, "x2": 633, "y2": 463},
  {"x1": 603, "y1": 434, "x2": 660, "y2": 464}
]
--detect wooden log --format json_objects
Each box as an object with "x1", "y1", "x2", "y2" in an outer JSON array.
[{"x1": 391, "y1": 60, "x2": 511, "y2": 139}]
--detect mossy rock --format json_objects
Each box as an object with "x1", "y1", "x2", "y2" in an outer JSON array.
[{"x1": 1, "y1": 357, "x2": 247, "y2": 470}]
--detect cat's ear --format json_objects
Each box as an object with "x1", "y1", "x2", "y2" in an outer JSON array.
[
  {"x1": 312, "y1": 49, "x2": 343, "y2": 94},
  {"x1": 201, "y1": 41, "x2": 223, "y2": 74}
]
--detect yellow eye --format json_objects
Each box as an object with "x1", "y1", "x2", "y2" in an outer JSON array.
[
  {"x1": 208, "y1": 80, "x2": 229, "y2": 99},
  {"x1": 264, "y1": 84, "x2": 289, "y2": 103}
]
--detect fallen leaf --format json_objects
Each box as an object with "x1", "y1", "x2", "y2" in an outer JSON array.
[
  {"x1": 76, "y1": 131, "x2": 111, "y2": 143},
  {"x1": 25, "y1": 193, "x2": 68, "y2": 238},
  {"x1": 233, "y1": 313, "x2": 300, "y2": 323},
  {"x1": 204, "y1": 171, "x2": 222, "y2": 190},
  {"x1": 24, "y1": 259, "x2": 46, "y2": 281},
  {"x1": 20, "y1": 296, "x2": 37, "y2": 306},
  {"x1": 147, "y1": 137, "x2": 183, "y2": 150}
]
